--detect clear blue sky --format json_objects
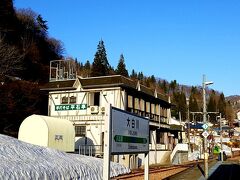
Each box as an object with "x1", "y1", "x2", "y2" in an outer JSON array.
[{"x1": 14, "y1": 0, "x2": 240, "y2": 96}]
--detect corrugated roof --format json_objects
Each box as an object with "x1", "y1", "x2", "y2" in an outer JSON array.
[
  {"x1": 79, "y1": 75, "x2": 169, "y2": 103},
  {"x1": 41, "y1": 75, "x2": 170, "y2": 103},
  {"x1": 40, "y1": 80, "x2": 76, "y2": 91}
]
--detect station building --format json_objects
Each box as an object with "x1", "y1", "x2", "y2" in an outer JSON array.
[{"x1": 41, "y1": 61, "x2": 184, "y2": 168}]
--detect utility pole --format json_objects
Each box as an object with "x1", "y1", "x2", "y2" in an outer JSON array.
[
  {"x1": 186, "y1": 98, "x2": 191, "y2": 153},
  {"x1": 202, "y1": 75, "x2": 213, "y2": 179},
  {"x1": 219, "y1": 113, "x2": 223, "y2": 162}
]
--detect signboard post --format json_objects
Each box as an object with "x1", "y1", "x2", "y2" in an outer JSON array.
[
  {"x1": 103, "y1": 104, "x2": 112, "y2": 180},
  {"x1": 103, "y1": 104, "x2": 149, "y2": 180}
]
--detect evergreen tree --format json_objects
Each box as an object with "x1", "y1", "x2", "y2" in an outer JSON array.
[
  {"x1": 217, "y1": 93, "x2": 226, "y2": 118},
  {"x1": 150, "y1": 75, "x2": 156, "y2": 84},
  {"x1": 115, "y1": 54, "x2": 128, "y2": 77},
  {"x1": 0, "y1": 0, "x2": 19, "y2": 41},
  {"x1": 91, "y1": 40, "x2": 110, "y2": 77},
  {"x1": 225, "y1": 101, "x2": 234, "y2": 127},
  {"x1": 169, "y1": 80, "x2": 177, "y2": 93},
  {"x1": 160, "y1": 80, "x2": 168, "y2": 94},
  {"x1": 189, "y1": 94, "x2": 200, "y2": 121},
  {"x1": 81, "y1": 60, "x2": 91, "y2": 77},
  {"x1": 84, "y1": 60, "x2": 91, "y2": 70},
  {"x1": 207, "y1": 92, "x2": 217, "y2": 123},
  {"x1": 130, "y1": 69, "x2": 137, "y2": 79},
  {"x1": 172, "y1": 92, "x2": 187, "y2": 120},
  {"x1": 36, "y1": 14, "x2": 48, "y2": 37},
  {"x1": 138, "y1": 72, "x2": 144, "y2": 82}
]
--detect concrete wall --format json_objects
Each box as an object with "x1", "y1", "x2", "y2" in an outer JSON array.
[{"x1": 138, "y1": 150, "x2": 171, "y2": 166}]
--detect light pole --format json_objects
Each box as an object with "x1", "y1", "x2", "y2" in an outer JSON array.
[
  {"x1": 202, "y1": 74, "x2": 213, "y2": 179},
  {"x1": 186, "y1": 98, "x2": 191, "y2": 153},
  {"x1": 218, "y1": 113, "x2": 223, "y2": 162}
]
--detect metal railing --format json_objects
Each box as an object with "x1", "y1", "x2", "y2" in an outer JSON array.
[{"x1": 79, "y1": 145, "x2": 103, "y2": 157}]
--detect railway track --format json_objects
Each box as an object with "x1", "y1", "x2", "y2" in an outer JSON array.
[{"x1": 113, "y1": 161, "x2": 200, "y2": 180}]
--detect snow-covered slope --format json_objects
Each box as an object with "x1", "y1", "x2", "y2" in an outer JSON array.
[{"x1": 0, "y1": 134, "x2": 130, "y2": 179}]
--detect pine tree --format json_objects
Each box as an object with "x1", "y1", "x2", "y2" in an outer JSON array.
[
  {"x1": 150, "y1": 75, "x2": 156, "y2": 84},
  {"x1": 138, "y1": 72, "x2": 144, "y2": 81},
  {"x1": 169, "y1": 80, "x2": 177, "y2": 94},
  {"x1": 91, "y1": 40, "x2": 110, "y2": 77},
  {"x1": 189, "y1": 94, "x2": 199, "y2": 121},
  {"x1": 0, "y1": 0, "x2": 19, "y2": 42},
  {"x1": 82, "y1": 60, "x2": 91, "y2": 77},
  {"x1": 225, "y1": 101, "x2": 234, "y2": 127},
  {"x1": 130, "y1": 69, "x2": 137, "y2": 79},
  {"x1": 160, "y1": 80, "x2": 168, "y2": 94},
  {"x1": 207, "y1": 92, "x2": 217, "y2": 123},
  {"x1": 217, "y1": 93, "x2": 226, "y2": 118},
  {"x1": 115, "y1": 54, "x2": 128, "y2": 77},
  {"x1": 172, "y1": 92, "x2": 187, "y2": 120}
]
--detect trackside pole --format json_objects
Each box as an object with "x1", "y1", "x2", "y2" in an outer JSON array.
[
  {"x1": 103, "y1": 104, "x2": 112, "y2": 180},
  {"x1": 144, "y1": 152, "x2": 149, "y2": 180}
]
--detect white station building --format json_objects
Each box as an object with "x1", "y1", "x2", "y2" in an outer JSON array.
[{"x1": 40, "y1": 60, "x2": 185, "y2": 168}]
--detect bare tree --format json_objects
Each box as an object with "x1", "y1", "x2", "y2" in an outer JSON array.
[{"x1": 0, "y1": 36, "x2": 24, "y2": 77}]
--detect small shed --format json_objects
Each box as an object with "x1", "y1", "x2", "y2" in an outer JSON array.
[{"x1": 18, "y1": 115, "x2": 75, "y2": 152}]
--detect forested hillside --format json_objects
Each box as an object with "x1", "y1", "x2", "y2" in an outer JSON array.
[
  {"x1": 0, "y1": 0, "x2": 63, "y2": 136},
  {"x1": 0, "y1": 0, "x2": 235, "y2": 137}
]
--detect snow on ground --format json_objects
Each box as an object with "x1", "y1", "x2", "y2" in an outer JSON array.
[{"x1": 0, "y1": 134, "x2": 130, "y2": 179}]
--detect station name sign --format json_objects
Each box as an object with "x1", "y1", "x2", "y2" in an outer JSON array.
[
  {"x1": 55, "y1": 104, "x2": 87, "y2": 111},
  {"x1": 111, "y1": 107, "x2": 149, "y2": 154}
]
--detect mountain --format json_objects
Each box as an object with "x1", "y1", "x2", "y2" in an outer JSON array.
[{"x1": 226, "y1": 95, "x2": 240, "y2": 112}]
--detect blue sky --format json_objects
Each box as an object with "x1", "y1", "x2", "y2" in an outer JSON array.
[{"x1": 14, "y1": 0, "x2": 240, "y2": 96}]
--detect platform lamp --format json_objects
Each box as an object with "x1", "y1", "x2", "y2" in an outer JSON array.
[{"x1": 202, "y1": 74, "x2": 213, "y2": 178}]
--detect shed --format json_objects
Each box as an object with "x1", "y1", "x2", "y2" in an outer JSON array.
[{"x1": 18, "y1": 115, "x2": 75, "y2": 152}]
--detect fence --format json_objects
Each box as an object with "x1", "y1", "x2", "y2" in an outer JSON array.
[{"x1": 79, "y1": 145, "x2": 103, "y2": 157}]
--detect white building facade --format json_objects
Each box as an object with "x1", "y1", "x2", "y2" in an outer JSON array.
[{"x1": 42, "y1": 75, "x2": 182, "y2": 167}]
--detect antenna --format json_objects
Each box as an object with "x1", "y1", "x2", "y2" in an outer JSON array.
[{"x1": 49, "y1": 59, "x2": 77, "y2": 82}]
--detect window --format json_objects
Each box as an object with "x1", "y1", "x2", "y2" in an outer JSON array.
[
  {"x1": 128, "y1": 95, "x2": 133, "y2": 108},
  {"x1": 146, "y1": 102, "x2": 150, "y2": 113},
  {"x1": 151, "y1": 104, "x2": 155, "y2": 114},
  {"x1": 70, "y1": 96, "x2": 77, "y2": 104},
  {"x1": 94, "y1": 92, "x2": 100, "y2": 106},
  {"x1": 61, "y1": 96, "x2": 68, "y2": 104},
  {"x1": 140, "y1": 99, "x2": 145, "y2": 111},
  {"x1": 88, "y1": 92, "x2": 100, "y2": 106},
  {"x1": 157, "y1": 131, "x2": 164, "y2": 144},
  {"x1": 75, "y1": 126, "x2": 86, "y2": 137},
  {"x1": 134, "y1": 98, "x2": 139, "y2": 110}
]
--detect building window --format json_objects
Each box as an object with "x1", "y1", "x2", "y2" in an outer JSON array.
[
  {"x1": 157, "y1": 131, "x2": 164, "y2": 144},
  {"x1": 134, "y1": 98, "x2": 139, "y2": 110},
  {"x1": 70, "y1": 96, "x2": 77, "y2": 104},
  {"x1": 88, "y1": 92, "x2": 100, "y2": 106},
  {"x1": 75, "y1": 126, "x2": 86, "y2": 137},
  {"x1": 94, "y1": 92, "x2": 100, "y2": 106},
  {"x1": 61, "y1": 96, "x2": 68, "y2": 104},
  {"x1": 128, "y1": 95, "x2": 133, "y2": 108}
]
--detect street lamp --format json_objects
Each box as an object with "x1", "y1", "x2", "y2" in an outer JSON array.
[
  {"x1": 202, "y1": 74, "x2": 213, "y2": 178},
  {"x1": 217, "y1": 113, "x2": 223, "y2": 162},
  {"x1": 186, "y1": 98, "x2": 191, "y2": 153}
]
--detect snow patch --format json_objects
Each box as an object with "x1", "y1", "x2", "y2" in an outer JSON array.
[{"x1": 0, "y1": 134, "x2": 130, "y2": 179}]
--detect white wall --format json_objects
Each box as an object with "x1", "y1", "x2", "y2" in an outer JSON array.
[{"x1": 138, "y1": 150, "x2": 171, "y2": 166}]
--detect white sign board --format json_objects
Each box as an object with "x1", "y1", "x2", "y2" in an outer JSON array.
[
  {"x1": 202, "y1": 124, "x2": 208, "y2": 130},
  {"x1": 111, "y1": 107, "x2": 149, "y2": 154},
  {"x1": 202, "y1": 131, "x2": 209, "y2": 138}
]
